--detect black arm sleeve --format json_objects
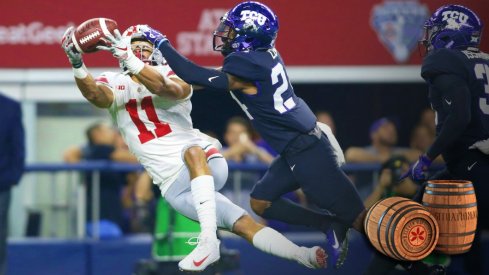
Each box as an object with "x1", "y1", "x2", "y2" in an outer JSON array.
[
  {"x1": 426, "y1": 74, "x2": 471, "y2": 159},
  {"x1": 157, "y1": 41, "x2": 229, "y2": 92}
]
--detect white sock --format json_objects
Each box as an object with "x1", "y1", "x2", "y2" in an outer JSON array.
[
  {"x1": 191, "y1": 175, "x2": 217, "y2": 239},
  {"x1": 252, "y1": 227, "x2": 300, "y2": 260}
]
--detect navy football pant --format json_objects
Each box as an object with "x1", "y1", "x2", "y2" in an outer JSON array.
[{"x1": 250, "y1": 132, "x2": 365, "y2": 226}]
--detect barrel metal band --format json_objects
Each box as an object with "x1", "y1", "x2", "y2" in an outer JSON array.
[
  {"x1": 427, "y1": 183, "x2": 473, "y2": 189},
  {"x1": 425, "y1": 190, "x2": 475, "y2": 196},
  {"x1": 376, "y1": 199, "x2": 410, "y2": 258},
  {"x1": 423, "y1": 202, "x2": 477, "y2": 208}
]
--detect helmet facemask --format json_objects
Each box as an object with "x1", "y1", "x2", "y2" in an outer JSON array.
[
  {"x1": 120, "y1": 25, "x2": 166, "y2": 73},
  {"x1": 130, "y1": 38, "x2": 164, "y2": 66},
  {"x1": 213, "y1": 15, "x2": 238, "y2": 56}
]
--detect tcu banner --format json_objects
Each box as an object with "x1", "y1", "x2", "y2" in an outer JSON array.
[{"x1": 1, "y1": 0, "x2": 488, "y2": 68}]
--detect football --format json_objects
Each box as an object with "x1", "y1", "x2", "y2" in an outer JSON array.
[{"x1": 72, "y1": 18, "x2": 118, "y2": 54}]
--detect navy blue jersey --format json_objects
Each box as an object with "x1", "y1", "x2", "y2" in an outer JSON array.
[
  {"x1": 421, "y1": 49, "x2": 489, "y2": 161},
  {"x1": 222, "y1": 49, "x2": 317, "y2": 153}
]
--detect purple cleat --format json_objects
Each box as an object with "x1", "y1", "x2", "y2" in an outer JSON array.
[{"x1": 325, "y1": 225, "x2": 350, "y2": 269}]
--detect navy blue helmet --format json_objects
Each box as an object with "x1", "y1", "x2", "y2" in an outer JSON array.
[
  {"x1": 421, "y1": 5, "x2": 483, "y2": 51},
  {"x1": 213, "y1": 1, "x2": 279, "y2": 56}
]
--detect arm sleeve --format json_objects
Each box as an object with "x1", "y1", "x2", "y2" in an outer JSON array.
[
  {"x1": 157, "y1": 41, "x2": 229, "y2": 92},
  {"x1": 426, "y1": 74, "x2": 471, "y2": 159},
  {"x1": 9, "y1": 103, "x2": 25, "y2": 185}
]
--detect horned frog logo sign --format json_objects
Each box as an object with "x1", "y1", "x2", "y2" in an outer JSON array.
[{"x1": 371, "y1": 0, "x2": 429, "y2": 63}]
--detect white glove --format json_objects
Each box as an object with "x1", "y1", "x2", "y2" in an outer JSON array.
[
  {"x1": 61, "y1": 27, "x2": 83, "y2": 68},
  {"x1": 469, "y1": 138, "x2": 489, "y2": 154},
  {"x1": 97, "y1": 29, "x2": 144, "y2": 74}
]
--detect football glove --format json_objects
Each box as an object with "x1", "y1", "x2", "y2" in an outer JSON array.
[
  {"x1": 399, "y1": 154, "x2": 432, "y2": 182},
  {"x1": 97, "y1": 29, "x2": 144, "y2": 74},
  {"x1": 61, "y1": 26, "x2": 83, "y2": 68},
  {"x1": 140, "y1": 25, "x2": 168, "y2": 47}
]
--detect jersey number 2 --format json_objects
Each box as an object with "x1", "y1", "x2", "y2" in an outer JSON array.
[
  {"x1": 125, "y1": 96, "x2": 172, "y2": 144},
  {"x1": 475, "y1": 63, "x2": 489, "y2": 115},
  {"x1": 271, "y1": 63, "x2": 296, "y2": 113}
]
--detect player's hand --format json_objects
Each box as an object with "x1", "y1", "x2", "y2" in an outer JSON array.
[
  {"x1": 97, "y1": 29, "x2": 132, "y2": 61},
  {"x1": 140, "y1": 25, "x2": 168, "y2": 47},
  {"x1": 399, "y1": 155, "x2": 432, "y2": 182},
  {"x1": 61, "y1": 26, "x2": 83, "y2": 68}
]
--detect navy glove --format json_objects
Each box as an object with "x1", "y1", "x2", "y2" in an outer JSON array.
[
  {"x1": 140, "y1": 25, "x2": 168, "y2": 47},
  {"x1": 399, "y1": 155, "x2": 432, "y2": 182}
]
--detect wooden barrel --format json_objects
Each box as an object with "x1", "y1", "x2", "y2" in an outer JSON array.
[
  {"x1": 364, "y1": 197, "x2": 439, "y2": 261},
  {"x1": 422, "y1": 180, "x2": 477, "y2": 255}
]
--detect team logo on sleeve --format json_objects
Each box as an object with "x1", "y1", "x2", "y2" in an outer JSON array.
[{"x1": 371, "y1": 0, "x2": 429, "y2": 63}]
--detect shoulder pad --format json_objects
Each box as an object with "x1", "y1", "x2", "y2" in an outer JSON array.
[{"x1": 421, "y1": 49, "x2": 468, "y2": 81}]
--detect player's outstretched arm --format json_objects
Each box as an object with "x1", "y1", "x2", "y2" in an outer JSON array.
[
  {"x1": 133, "y1": 66, "x2": 191, "y2": 100},
  {"x1": 61, "y1": 27, "x2": 113, "y2": 108},
  {"x1": 141, "y1": 26, "x2": 233, "y2": 92},
  {"x1": 97, "y1": 29, "x2": 191, "y2": 100}
]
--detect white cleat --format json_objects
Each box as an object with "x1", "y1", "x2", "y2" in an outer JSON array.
[
  {"x1": 178, "y1": 236, "x2": 221, "y2": 272},
  {"x1": 296, "y1": 246, "x2": 327, "y2": 269}
]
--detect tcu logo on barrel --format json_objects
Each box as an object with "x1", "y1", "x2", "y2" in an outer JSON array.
[
  {"x1": 240, "y1": 10, "x2": 267, "y2": 26},
  {"x1": 402, "y1": 218, "x2": 432, "y2": 252}
]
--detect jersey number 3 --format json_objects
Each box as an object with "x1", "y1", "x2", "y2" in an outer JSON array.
[
  {"x1": 475, "y1": 63, "x2": 489, "y2": 115},
  {"x1": 125, "y1": 96, "x2": 172, "y2": 144}
]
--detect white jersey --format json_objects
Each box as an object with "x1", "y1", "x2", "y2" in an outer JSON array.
[{"x1": 96, "y1": 65, "x2": 220, "y2": 195}]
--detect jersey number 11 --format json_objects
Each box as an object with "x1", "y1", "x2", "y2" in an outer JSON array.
[{"x1": 125, "y1": 96, "x2": 172, "y2": 144}]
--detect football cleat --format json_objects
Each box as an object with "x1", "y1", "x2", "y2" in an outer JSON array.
[
  {"x1": 178, "y1": 236, "x2": 220, "y2": 272},
  {"x1": 325, "y1": 225, "x2": 351, "y2": 269},
  {"x1": 296, "y1": 246, "x2": 327, "y2": 269},
  {"x1": 429, "y1": 264, "x2": 447, "y2": 275}
]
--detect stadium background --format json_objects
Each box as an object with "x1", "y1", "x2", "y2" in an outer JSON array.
[{"x1": 0, "y1": 0, "x2": 488, "y2": 274}]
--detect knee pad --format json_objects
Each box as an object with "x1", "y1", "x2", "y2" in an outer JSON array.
[{"x1": 208, "y1": 157, "x2": 228, "y2": 191}]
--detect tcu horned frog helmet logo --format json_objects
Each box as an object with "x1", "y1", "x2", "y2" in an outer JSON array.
[
  {"x1": 371, "y1": 0, "x2": 429, "y2": 63},
  {"x1": 213, "y1": 1, "x2": 279, "y2": 55},
  {"x1": 422, "y1": 4, "x2": 483, "y2": 51}
]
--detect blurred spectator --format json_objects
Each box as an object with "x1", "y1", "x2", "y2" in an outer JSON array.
[
  {"x1": 419, "y1": 108, "x2": 436, "y2": 136},
  {"x1": 315, "y1": 110, "x2": 336, "y2": 135},
  {"x1": 0, "y1": 94, "x2": 25, "y2": 275},
  {"x1": 222, "y1": 116, "x2": 274, "y2": 164},
  {"x1": 121, "y1": 171, "x2": 158, "y2": 233},
  {"x1": 63, "y1": 122, "x2": 140, "y2": 235},
  {"x1": 364, "y1": 155, "x2": 417, "y2": 208},
  {"x1": 410, "y1": 124, "x2": 434, "y2": 152},
  {"x1": 410, "y1": 124, "x2": 444, "y2": 164},
  {"x1": 345, "y1": 117, "x2": 418, "y2": 163}
]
